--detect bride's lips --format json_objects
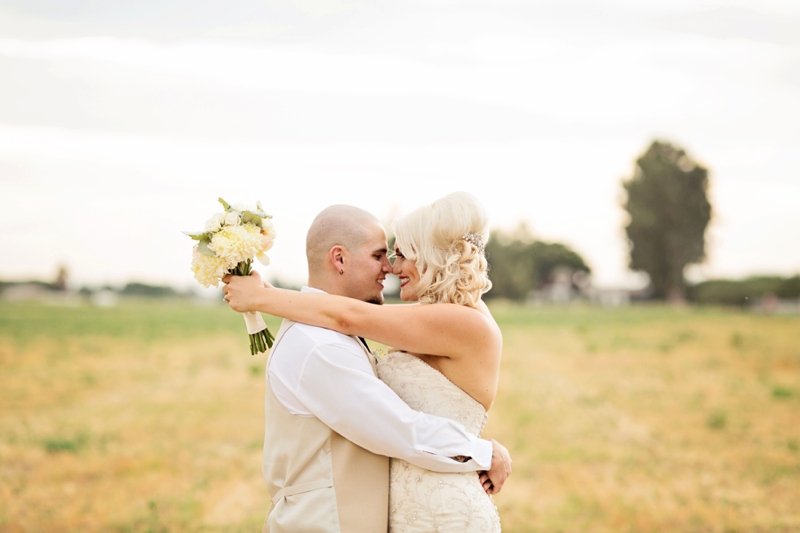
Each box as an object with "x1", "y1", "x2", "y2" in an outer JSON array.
[{"x1": 399, "y1": 277, "x2": 409, "y2": 288}]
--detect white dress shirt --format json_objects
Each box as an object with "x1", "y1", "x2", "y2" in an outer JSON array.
[{"x1": 268, "y1": 286, "x2": 493, "y2": 472}]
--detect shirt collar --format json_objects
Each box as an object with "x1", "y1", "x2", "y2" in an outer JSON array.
[{"x1": 301, "y1": 285, "x2": 327, "y2": 294}]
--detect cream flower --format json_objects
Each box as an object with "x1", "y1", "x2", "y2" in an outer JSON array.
[
  {"x1": 260, "y1": 233, "x2": 275, "y2": 252},
  {"x1": 261, "y1": 217, "x2": 277, "y2": 239},
  {"x1": 191, "y1": 248, "x2": 231, "y2": 288},
  {"x1": 208, "y1": 224, "x2": 263, "y2": 266}
]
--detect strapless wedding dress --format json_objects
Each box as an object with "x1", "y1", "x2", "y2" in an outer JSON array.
[{"x1": 377, "y1": 351, "x2": 502, "y2": 532}]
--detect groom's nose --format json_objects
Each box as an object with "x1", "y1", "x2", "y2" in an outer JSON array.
[{"x1": 381, "y1": 256, "x2": 392, "y2": 272}]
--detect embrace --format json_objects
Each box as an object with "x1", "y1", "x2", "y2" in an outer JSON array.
[{"x1": 223, "y1": 192, "x2": 511, "y2": 533}]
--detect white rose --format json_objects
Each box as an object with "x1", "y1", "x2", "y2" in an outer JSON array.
[
  {"x1": 233, "y1": 202, "x2": 252, "y2": 212},
  {"x1": 204, "y1": 215, "x2": 222, "y2": 232},
  {"x1": 224, "y1": 212, "x2": 240, "y2": 226}
]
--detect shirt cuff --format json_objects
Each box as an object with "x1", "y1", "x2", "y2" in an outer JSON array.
[{"x1": 468, "y1": 435, "x2": 493, "y2": 470}]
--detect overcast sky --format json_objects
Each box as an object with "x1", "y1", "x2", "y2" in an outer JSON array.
[{"x1": 1, "y1": 0, "x2": 799, "y2": 293}]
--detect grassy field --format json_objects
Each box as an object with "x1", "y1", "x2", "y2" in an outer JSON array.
[{"x1": 0, "y1": 301, "x2": 798, "y2": 532}]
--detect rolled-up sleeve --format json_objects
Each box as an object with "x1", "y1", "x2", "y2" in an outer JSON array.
[{"x1": 294, "y1": 342, "x2": 492, "y2": 472}]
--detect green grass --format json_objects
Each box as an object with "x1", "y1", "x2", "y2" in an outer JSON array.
[{"x1": 0, "y1": 300, "x2": 281, "y2": 345}]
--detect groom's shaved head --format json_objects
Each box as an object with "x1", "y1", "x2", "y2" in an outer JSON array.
[{"x1": 306, "y1": 205, "x2": 381, "y2": 273}]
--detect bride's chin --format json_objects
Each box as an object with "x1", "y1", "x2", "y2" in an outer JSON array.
[{"x1": 400, "y1": 288, "x2": 419, "y2": 302}]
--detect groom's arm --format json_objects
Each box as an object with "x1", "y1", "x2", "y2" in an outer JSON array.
[{"x1": 271, "y1": 329, "x2": 493, "y2": 473}]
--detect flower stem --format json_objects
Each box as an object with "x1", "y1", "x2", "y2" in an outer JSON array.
[{"x1": 249, "y1": 329, "x2": 273, "y2": 355}]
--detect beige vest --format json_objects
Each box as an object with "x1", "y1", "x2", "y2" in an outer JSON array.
[{"x1": 262, "y1": 319, "x2": 390, "y2": 533}]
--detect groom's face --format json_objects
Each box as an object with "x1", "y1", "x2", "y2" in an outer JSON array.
[{"x1": 344, "y1": 223, "x2": 392, "y2": 305}]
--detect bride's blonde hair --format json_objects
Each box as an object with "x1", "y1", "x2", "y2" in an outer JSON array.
[{"x1": 392, "y1": 192, "x2": 492, "y2": 307}]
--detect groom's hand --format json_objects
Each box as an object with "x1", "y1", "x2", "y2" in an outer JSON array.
[
  {"x1": 480, "y1": 439, "x2": 512, "y2": 495},
  {"x1": 221, "y1": 271, "x2": 264, "y2": 313}
]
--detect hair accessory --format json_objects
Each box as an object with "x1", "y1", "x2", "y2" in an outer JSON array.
[{"x1": 463, "y1": 233, "x2": 485, "y2": 253}]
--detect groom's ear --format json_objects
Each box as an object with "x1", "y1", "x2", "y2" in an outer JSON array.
[{"x1": 329, "y1": 245, "x2": 346, "y2": 269}]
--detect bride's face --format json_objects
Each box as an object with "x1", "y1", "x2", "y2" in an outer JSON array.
[{"x1": 392, "y1": 245, "x2": 421, "y2": 302}]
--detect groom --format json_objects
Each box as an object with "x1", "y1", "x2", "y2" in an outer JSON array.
[{"x1": 223, "y1": 205, "x2": 511, "y2": 533}]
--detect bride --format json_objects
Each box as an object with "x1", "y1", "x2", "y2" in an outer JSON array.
[{"x1": 227, "y1": 192, "x2": 505, "y2": 532}]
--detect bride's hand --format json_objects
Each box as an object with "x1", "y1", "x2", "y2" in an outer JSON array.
[
  {"x1": 221, "y1": 271, "x2": 266, "y2": 313},
  {"x1": 481, "y1": 439, "x2": 512, "y2": 495}
]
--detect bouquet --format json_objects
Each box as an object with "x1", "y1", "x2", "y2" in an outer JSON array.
[{"x1": 184, "y1": 198, "x2": 276, "y2": 355}]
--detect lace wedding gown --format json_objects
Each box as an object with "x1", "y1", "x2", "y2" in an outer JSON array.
[{"x1": 377, "y1": 351, "x2": 502, "y2": 532}]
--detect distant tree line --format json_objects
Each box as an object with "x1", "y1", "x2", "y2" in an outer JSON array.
[
  {"x1": 484, "y1": 225, "x2": 591, "y2": 301},
  {"x1": 116, "y1": 282, "x2": 183, "y2": 298},
  {"x1": 0, "y1": 280, "x2": 59, "y2": 293},
  {"x1": 687, "y1": 275, "x2": 800, "y2": 306},
  {"x1": 0, "y1": 280, "x2": 192, "y2": 298}
]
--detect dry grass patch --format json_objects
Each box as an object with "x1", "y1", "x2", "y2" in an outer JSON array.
[
  {"x1": 1, "y1": 302, "x2": 798, "y2": 532},
  {"x1": 0, "y1": 303, "x2": 274, "y2": 533},
  {"x1": 487, "y1": 304, "x2": 800, "y2": 533}
]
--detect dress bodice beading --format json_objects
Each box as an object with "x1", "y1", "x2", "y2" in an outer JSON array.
[
  {"x1": 377, "y1": 351, "x2": 488, "y2": 435},
  {"x1": 377, "y1": 351, "x2": 501, "y2": 533}
]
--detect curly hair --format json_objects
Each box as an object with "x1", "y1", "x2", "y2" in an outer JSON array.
[{"x1": 392, "y1": 192, "x2": 492, "y2": 307}]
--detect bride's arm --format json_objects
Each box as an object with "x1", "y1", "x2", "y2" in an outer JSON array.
[{"x1": 222, "y1": 272, "x2": 499, "y2": 359}]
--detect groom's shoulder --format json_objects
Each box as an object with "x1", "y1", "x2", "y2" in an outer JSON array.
[{"x1": 287, "y1": 322, "x2": 352, "y2": 346}]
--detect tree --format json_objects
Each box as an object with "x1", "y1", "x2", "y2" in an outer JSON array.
[
  {"x1": 484, "y1": 229, "x2": 537, "y2": 301},
  {"x1": 528, "y1": 241, "x2": 591, "y2": 285},
  {"x1": 485, "y1": 224, "x2": 591, "y2": 301},
  {"x1": 622, "y1": 141, "x2": 712, "y2": 302}
]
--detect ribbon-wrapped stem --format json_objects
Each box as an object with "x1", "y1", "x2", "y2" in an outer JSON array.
[
  {"x1": 244, "y1": 310, "x2": 275, "y2": 354},
  {"x1": 231, "y1": 259, "x2": 274, "y2": 355}
]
